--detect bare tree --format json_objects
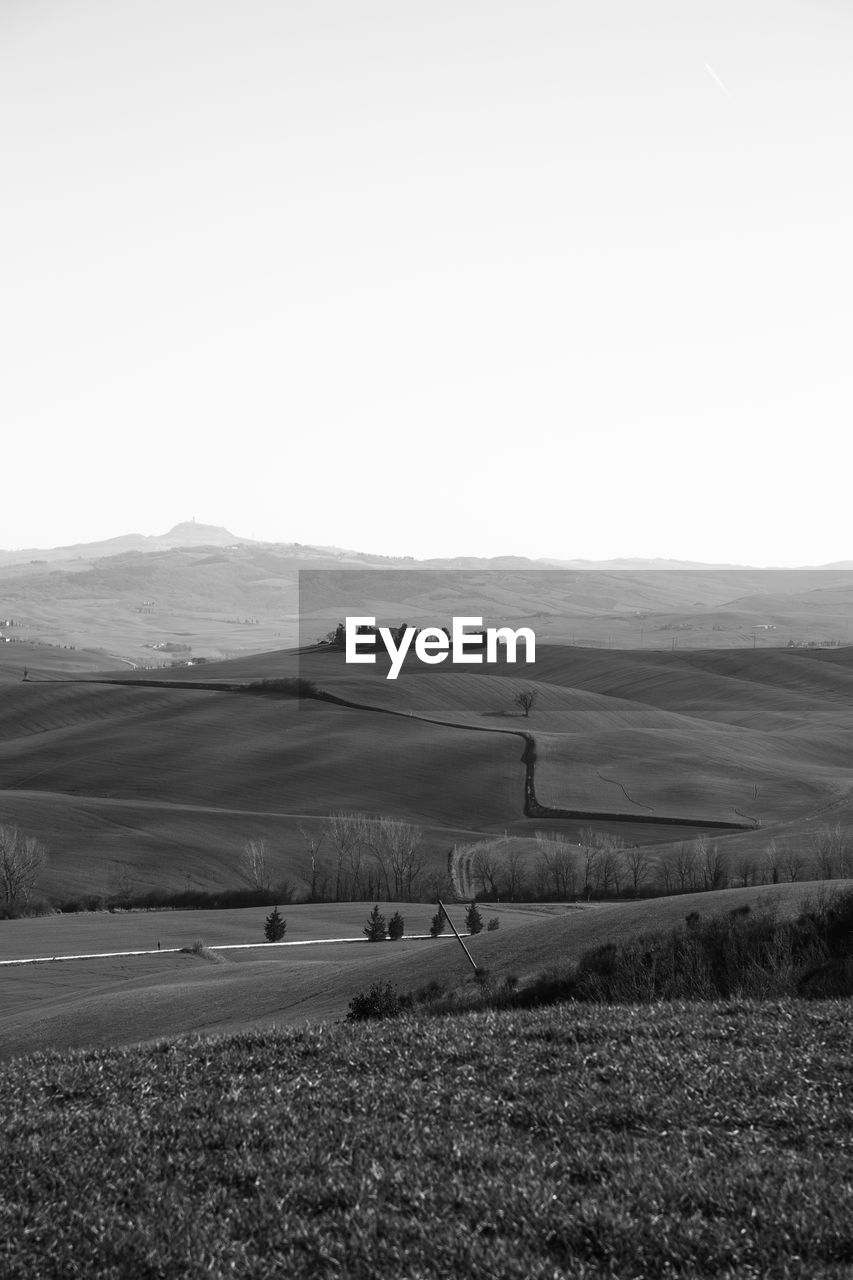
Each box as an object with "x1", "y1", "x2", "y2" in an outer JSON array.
[
  {"x1": 513, "y1": 690, "x2": 537, "y2": 718},
  {"x1": 760, "y1": 839, "x2": 780, "y2": 885},
  {"x1": 367, "y1": 817, "x2": 424, "y2": 900},
  {"x1": 535, "y1": 832, "x2": 579, "y2": 899},
  {"x1": 501, "y1": 848, "x2": 529, "y2": 901},
  {"x1": 698, "y1": 837, "x2": 728, "y2": 891},
  {"x1": 811, "y1": 823, "x2": 844, "y2": 881},
  {"x1": 660, "y1": 861, "x2": 675, "y2": 894},
  {"x1": 298, "y1": 824, "x2": 329, "y2": 901},
  {"x1": 623, "y1": 844, "x2": 653, "y2": 894},
  {"x1": 599, "y1": 847, "x2": 622, "y2": 896},
  {"x1": 239, "y1": 838, "x2": 273, "y2": 893},
  {"x1": 473, "y1": 844, "x2": 501, "y2": 897},
  {"x1": 581, "y1": 845, "x2": 600, "y2": 898},
  {"x1": 0, "y1": 825, "x2": 48, "y2": 914},
  {"x1": 731, "y1": 852, "x2": 756, "y2": 889},
  {"x1": 782, "y1": 847, "x2": 804, "y2": 883},
  {"x1": 672, "y1": 841, "x2": 699, "y2": 893},
  {"x1": 327, "y1": 812, "x2": 365, "y2": 900}
]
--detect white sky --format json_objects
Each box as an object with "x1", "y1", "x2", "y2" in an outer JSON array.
[{"x1": 2, "y1": 0, "x2": 852, "y2": 565}]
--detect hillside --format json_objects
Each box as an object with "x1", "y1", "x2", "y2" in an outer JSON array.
[
  {"x1": 1, "y1": 639, "x2": 852, "y2": 906},
  {"x1": 1, "y1": 882, "x2": 846, "y2": 1063},
  {"x1": 0, "y1": 681, "x2": 522, "y2": 898}
]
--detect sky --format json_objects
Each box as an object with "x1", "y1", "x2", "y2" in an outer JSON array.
[{"x1": 2, "y1": 0, "x2": 852, "y2": 565}]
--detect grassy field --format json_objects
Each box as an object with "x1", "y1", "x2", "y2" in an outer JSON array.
[
  {"x1": 0, "y1": 899, "x2": 562, "y2": 961},
  {"x1": 0, "y1": 900, "x2": 565, "y2": 1060},
  {"x1": 1, "y1": 999, "x2": 850, "y2": 1278},
  {"x1": 2, "y1": 885, "x2": 846, "y2": 1063}
]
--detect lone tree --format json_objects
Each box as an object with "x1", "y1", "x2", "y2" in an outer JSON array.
[
  {"x1": 465, "y1": 901, "x2": 484, "y2": 935},
  {"x1": 388, "y1": 911, "x2": 405, "y2": 940},
  {"x1": 429, "y1": 908, "x2": 446, "y2": 937},
  {"x1": 363, "y1": 904, "x2": 387, "y2": 942},
  {"x1": 264, "y1": 906, "x2": 286, "y2": 942},
  {"x1": 0, "y1": 825, "x2": 48, "y2": 916},
  {"x1": 514, "y1": 690, "x2": 537, "y2": 718}
]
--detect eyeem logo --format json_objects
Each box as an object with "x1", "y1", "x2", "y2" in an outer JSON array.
[{"x1": 345, "y1": 616, "x2": 536, "y2": 680}]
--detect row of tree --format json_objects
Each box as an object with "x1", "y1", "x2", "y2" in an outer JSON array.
[
  {"x1": 463, "y1": 823, "x2": 853, "y2": 902},
  {"x1": 263, "y1": 902, "x2": 493, "y2": 945},
  {"x1": 277, "y1": 814, "x2": 439, "y2": 903}
]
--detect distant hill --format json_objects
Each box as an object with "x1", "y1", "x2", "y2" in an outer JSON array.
[
  {"x1": 0, "y1": 525, "x2": 851, "y2": 667},
  {"x1": 0, "y1": 521, "x2": 248, "y2": 567}
]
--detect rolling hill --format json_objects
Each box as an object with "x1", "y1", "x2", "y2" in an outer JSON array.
[
  {"x1": 1, "y1": 881, "x2": 846, "y2": 1062},
  {"x1": 2, "y1": 521, "x2": 852, "y2": 666},
  {"x1": 0, "y1": 638, "x2": 850, "y2": 908}
]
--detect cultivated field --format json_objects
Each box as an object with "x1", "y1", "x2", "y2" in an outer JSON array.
[{"x1": 1, "y1": 640, "x2": 852, "y2": 905}]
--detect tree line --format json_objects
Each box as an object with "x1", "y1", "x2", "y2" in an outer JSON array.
[
  {"x1": 242, "y1": 815, "x2": 447, "y2": 904},
  {"x1": 459, "y1": 823, "x2": 853, "y2": 903}
]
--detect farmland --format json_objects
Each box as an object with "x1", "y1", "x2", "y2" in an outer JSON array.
[
  {"x1": 0, "y1": 639, "x2": 852, "y2": 908},
  {"x1": 1, "y1": 582, "x2": 852, "y2": 1068},
  {"x1": 1, "y1": 883, "x2": 848, "y2": 1062},
  {"x1": 1, "y1": 563, "x2": 851, "y2": 1278}
]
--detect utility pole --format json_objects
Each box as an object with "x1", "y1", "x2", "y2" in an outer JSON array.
[{"x1": 437, "y1": 900, "x2": 479, "y2": 973}]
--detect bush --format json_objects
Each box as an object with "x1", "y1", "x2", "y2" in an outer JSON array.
[
  {"x1": 565, "y1": 888, "x2": 853, "y2": 1004},
  {"x1": 346, "y1": 981, "x2": 401, "y2": 1021},
  {"x1": 399, "y1": 979, "x2": 447, "y2": 1010},
  {"x1": 264, "y1": 906, "x2": 287, "y2": 942},
  {"x1": 363, "y1": 904, "x2": 387, "y2": 942},
  {"x1": 388, "y1": 911, "x2": 405, "y2": 940},
  {"x1": 487, "y1": 917, "x2": 500, "y2": 931},
  {"x1": 513, "y1": 965, "x2": 579, "y2": 1009},
  {"x1": 429, "y1": 909, "x2": 445, "y2": 938},
  {"x1": 465, "y1": 902, "x2": 483, "y2": 935}
]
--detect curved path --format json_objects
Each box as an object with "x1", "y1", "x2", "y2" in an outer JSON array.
[{"x1": 74, "y1": 677, "x2": 760, "y2": 832}]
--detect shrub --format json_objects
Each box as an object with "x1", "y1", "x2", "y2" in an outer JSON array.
[
  {"x1": 388, "y1": 911, "x2": 405, "y2": 940},
  {"x1": 465, "y1": 902, "x2": 483, "y2": 935},
  {"x1": 400, "y1": 979, "x2": 447, "y2": 1008},
  {"x1": 264, "y1": 906, "x2": 287, "y2": 942},
  {"x1": 429, "y1": 909, "x2": 445, "y2": 937},
  {"x1": 363, "y1": 904, "x2": 387, "y2": 942},
  {"x1": 346, "y1": 981, "x2": 400, "y2": 1021},
  {"x1": 516, "y1": 965, "x2": 579, "y2": 1008},
  {"x1": 487, "y1": 917, "x2": 500, "y2": 931}
]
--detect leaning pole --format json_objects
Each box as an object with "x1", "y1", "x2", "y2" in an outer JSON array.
[{"x1": 437, "y1": 900, "x2": 480, "y2": 974}]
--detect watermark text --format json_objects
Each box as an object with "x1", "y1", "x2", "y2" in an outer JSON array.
[{"x1": 345, "y1": 616, "x2": 535, "y2": 679}]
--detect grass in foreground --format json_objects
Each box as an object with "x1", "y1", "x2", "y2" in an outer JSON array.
[{"x1": 1, "y1": 1001, "x2": 852, "y2": 1278}]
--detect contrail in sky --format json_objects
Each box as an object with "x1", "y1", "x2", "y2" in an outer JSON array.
[{"x1": 705, "y1": 62, "x2": 732, "y2": 98}]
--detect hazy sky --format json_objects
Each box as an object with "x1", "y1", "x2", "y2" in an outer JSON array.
[{"x1": 2, "y1": 1, "x2": 851, "y2": 564}]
